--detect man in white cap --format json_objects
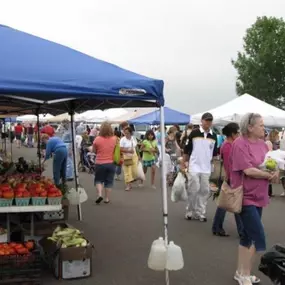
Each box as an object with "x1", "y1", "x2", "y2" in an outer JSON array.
[{"x1": 183, "y1": 112, "x2": 218, "y2": 222}]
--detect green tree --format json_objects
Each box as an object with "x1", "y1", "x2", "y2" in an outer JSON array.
[{"x1": 232, "y1": 16, "x2": 285, "y2": 108}]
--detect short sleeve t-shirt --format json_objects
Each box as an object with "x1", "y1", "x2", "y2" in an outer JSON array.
[
  {"x1": 14, "y1": 125, "x2": 23, "y2": 134},
  {"x1": 142, "y1": 140, "x2": 158, "y2": 161},
  {"x1": 220, "y1": 141, "x2": 232, "y2": 181},
  {"x1": 120, "y1": 137, "x2": 137, "y2": 157},
  {"x1": 93, "y1": 136, "x2": 116, "y2": 164},
  {"x1": 230, "y1": 136, "x2": 269, "y2": 207}
]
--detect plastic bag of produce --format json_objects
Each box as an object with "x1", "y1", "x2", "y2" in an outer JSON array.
[
  {"x1": 171, "y1": 172, "x2": 188, "y2": 202},
  {"x1": 260, "y1": 150, "x2": 285, "y2": 171},
  {"x1": 67, "y1": 187, "x2": 88, "y2": 205},
  {"x1": 113, "y1": 143, "x2": 121, "y2": 165},
  {"x1": 137, "y1": 161, "x2": 146, "y2": 181}
]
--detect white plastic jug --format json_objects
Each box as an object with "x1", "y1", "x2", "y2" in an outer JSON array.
[
  {"x1": 166, "y1": 241, "x2": 184, "y2": 271},
  {"x1": 147, "y1": 237, "x2": 167, "y2": 271}
]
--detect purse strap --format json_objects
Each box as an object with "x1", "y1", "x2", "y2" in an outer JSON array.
[{"x1": 218, "y1": 158, "x2": 224, "y2": 188}]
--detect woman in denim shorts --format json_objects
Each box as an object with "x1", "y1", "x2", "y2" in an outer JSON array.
[
  {"x1": 93, "y1": 122, "x2": 117, "y2": 204},
  {"x1": 230, "y1": 113, "x2": 279, "y2": 285}
]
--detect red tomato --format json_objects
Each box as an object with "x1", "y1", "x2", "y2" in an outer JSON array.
[
  {"x1": 40, "y1": 191, "x2": 47, "y2": 197},
  {"x1": 24, "y1": 241, "x2": 34, "y2": 251},
  {"x1": 15, "y1": 192, "x2": 23, "y2": 198},
  {"x1": 3, "y1": 191, "x2": 14, "y2": 199},
  {"x1": 22, "y1": 191, "x2": 30, "y2": 198}
]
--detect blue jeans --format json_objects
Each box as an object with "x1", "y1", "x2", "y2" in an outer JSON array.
[
  {"x1": 212, "y1": 207, "x2": 244, "y2": 236},
  {"x1": 53, "y1": 146, "x2": 68, "y2": 186},
  {"x1": 94, "y1": 163, "x2": 116, "y2": 188},
  {"x1": 27, "y1": 134, "x2": 33, "y2": 147},
  {"x1": 239, "y1": 206, "x2": 266, "y2": 252}
]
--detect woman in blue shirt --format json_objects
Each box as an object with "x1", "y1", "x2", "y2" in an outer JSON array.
[{"x1": 42, "y1": 134, "x2": 68, "y2": 186}]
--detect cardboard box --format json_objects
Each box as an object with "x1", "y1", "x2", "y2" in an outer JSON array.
[{"x1": 39, "y1": 235, "x2": 93, "y2": 280}]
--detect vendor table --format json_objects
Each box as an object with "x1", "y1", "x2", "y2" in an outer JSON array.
[{"x1": 0, "y1": 205, "x2": 62, "y2": 241}]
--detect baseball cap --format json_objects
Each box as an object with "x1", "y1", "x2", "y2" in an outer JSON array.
[{"x1": 201, "y1": 112, "x2": 213, "y2": 121}]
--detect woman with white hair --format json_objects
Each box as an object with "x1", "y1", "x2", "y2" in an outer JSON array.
[{"x1": 230, "y1": 113, "x2": 278, "y2": 285}]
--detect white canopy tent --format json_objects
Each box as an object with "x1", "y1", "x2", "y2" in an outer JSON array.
[
  {"x1": 16, "y1": 113, "x2": 54, "y2": 122},
  {"x1": 191, "y1": 94, "x2": 285, "y2": 127},
  {"x1": 48, "y1": 113, "x2": 76, "y2": 122},
  {"x1": 110, "y1": 107, "x2": 156, "y2": 123},
  {"x1": 76, "y1": 108, "x2": 128, "y2": 122}
]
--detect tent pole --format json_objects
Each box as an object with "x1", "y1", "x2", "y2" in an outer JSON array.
[
  {"x1": 10, "y1": 118, "x2": 13, "y2": 162},
  {"x1": 159, "y1": 106, "x2": 169, "y2": 285},
  {"x1": 70, "y1": 111, "x2": 82, "y2": 221},
  {"x1": 36, "y1": 109, "x2": 41, "y2": 172},
  {"x1": 4, "y1": 121, "x2": 7, "y2": 157}
]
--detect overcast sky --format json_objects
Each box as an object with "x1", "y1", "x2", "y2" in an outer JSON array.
[{"x1": 1, "y1": 0, "x2": 285, "y2": 114}]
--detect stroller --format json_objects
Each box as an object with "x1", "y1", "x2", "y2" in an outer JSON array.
[
  {"x1": 166, "y1": 153, "x2": 180, "y2": 187},
  {"x1": 259, "y1": 244, "x2": 285, "y2": 284},
  {"x1": 78, "y1": 143, "x2": 96, "y2": 174}
]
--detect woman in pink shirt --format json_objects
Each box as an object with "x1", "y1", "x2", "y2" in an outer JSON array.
[
  {"x1": 212, "y1": 123, "x2": 243, "y2": 237},
  {"x1": 93, "y1": 122, "x2": 117, "y2": 204},
  {"x1": 230, "y1": 113, "x2": 278, "y2": 285}
]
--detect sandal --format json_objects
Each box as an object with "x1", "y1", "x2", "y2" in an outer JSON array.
[
  {"x1": 95, "y1": 197, "x2": 103, "y2": 204},
  {"x1": 213, "y1": 231, "x2": 230, "y2": 237},
  {"x1": 234, "y1": 271, "x2": 260, "y2": 284},
  {"x1": 125, "y1": 185, "x2": 132, "y2": 191}
]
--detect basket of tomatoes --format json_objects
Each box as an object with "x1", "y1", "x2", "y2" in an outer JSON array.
[
  {"x1": 0, "y1": 241, "x2": 41, "y2": 283},
  {"x1": 47, "y1": 186, "x2": 63, "y2": 205},
  {"x1": 0, "y1": 184, "x2": 14, "y2": 207},
  {"x1": 0, "y1": 241, "x2": 35, "y2": 265}
]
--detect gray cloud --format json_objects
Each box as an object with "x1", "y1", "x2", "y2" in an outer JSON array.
[{"x1": 1, "y1": 0, "x2": 285, "y2": 114}]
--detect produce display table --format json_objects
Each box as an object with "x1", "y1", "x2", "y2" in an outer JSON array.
[{"x1": 0, "y1": 205, "x2": 62, "y2": 241}]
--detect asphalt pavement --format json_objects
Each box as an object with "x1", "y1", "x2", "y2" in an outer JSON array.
[{"x1": 7, "y1": 143, "x2": 285, "y2": 285}]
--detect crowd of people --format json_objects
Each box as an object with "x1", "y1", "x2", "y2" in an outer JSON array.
[{"x1": 2, "y1": 113, "x2": 285, "y2": 285}]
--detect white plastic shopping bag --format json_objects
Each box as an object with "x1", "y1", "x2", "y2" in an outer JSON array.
[
  {"x1": 171, "y1": 172, "x2": 188, "y2": 202},
  {"x1": 137, "y1": 161, "x2": 146, "y2": 181},
  {"x1": 67, "y1": 187, "x2": 88, "y2": 205}
]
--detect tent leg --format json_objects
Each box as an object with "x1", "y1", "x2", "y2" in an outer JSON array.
[
  {"x1": 159, "y1": 106, "x2": 170, "y2": 285},
  {"x1": 70, "y1": 112, "x2": 82, "y2": 221},
  {"x1": 36, "y1": 110, "x2": 41, "y2": 172},
  {"x1": 10, "y1": 119, "x2": 13, "y2": 162},
  {"x1": 4, "y1": 121, "x2": 7, "y2": 157}
]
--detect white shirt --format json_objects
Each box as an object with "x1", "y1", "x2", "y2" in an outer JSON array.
[
  {"x1": 75, "y1": 135, "x2": 83, "y2": 149},
  {"x1": 120, "y1": 136, "x2": 137, "y2": 156}
]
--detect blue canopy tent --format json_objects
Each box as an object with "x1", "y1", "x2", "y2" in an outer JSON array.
[
  {"x1": 0, "y1": 27, "x2": 175, "y2": 281},
  {"x1": 4, "y1": 117, "x2": 17, "y2": 123},
  {"x1": 0, "y1": 24, "x2": 164, "y2": 115},
  {"x1": 129, "y1": 107, "x2": 190, "y2": 125}
]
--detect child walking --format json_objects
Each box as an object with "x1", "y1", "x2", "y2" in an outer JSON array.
[{"x1": 141, "y1": 130, "x2": 159, "y2": 188}]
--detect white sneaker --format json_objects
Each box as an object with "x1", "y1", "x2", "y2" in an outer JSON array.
[
  {"x1": 151, "y1": 185, "x2": 156, "y2": 189},
  {"x1": 234, "y1": 274, "x2": 252, "y2": 285},
  {"x1": 185, "y1": 211, "x2": 196, "y2": 220},
  {"x1": 234, "y1": 271, "x2": 260, "y2": 284},
  {"x1": 281, "y1": 192, "x2": 285, "y2": 197},
  {"x1": 198, "y1": 215, "x2": 207, "y2": 222}
]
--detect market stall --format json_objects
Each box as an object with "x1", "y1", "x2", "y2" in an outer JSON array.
[
  {"x1": 129, "y1": 106, "x2": 190, "y2": 125},
  {"x1": 191, "y1": 93, "x2": 285, "y2": 127},
  {"x1": 0, "y1": 24, "x2": 178, "y2": 285}
]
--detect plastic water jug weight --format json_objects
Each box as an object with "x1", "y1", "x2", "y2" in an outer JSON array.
[
  {"x1": 166, "y1": 241, "x2": 184, "y2": 271},
  {"x1": 148, "y1": 237, "x2": 167, "y2": 271}
]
